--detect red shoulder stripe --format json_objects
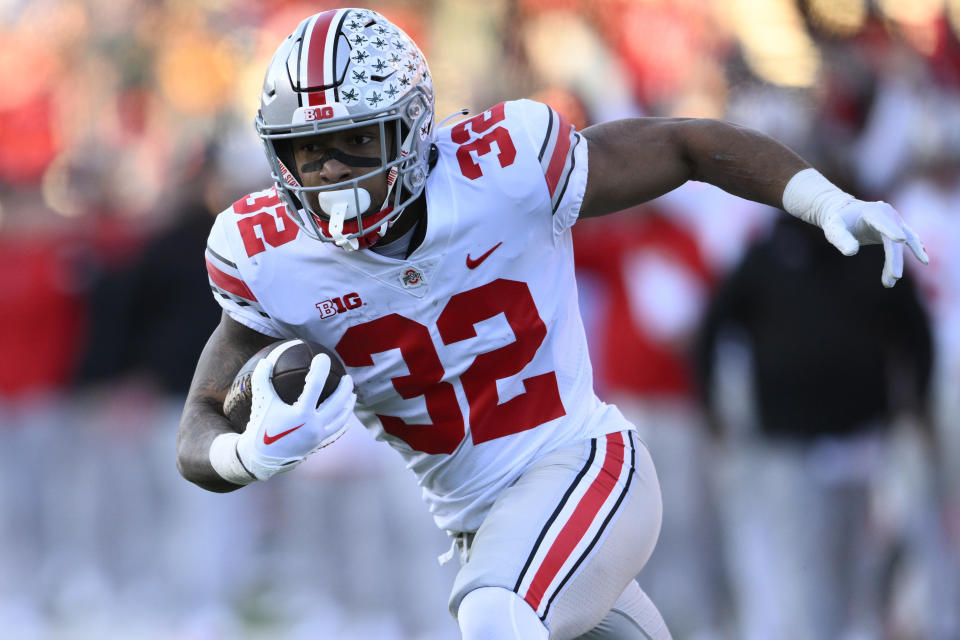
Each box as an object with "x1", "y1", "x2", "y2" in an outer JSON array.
[
  {"x1": 545, "y1": 113, "x2": 573, "y2": 198},
  {"x1": 206, "y1": 258, "x2": 258, "y2": 302}
]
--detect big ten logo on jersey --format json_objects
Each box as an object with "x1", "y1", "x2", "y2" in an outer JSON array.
[
  {"x1": 303, "y1": 106, "x2": 335, "y2": 121},
  {"x1": 451, "y1": 103, "x2": 517, "y2": 180},
  {"x1": 316, "y1": 292, "x2": 362, "y2": 318},
  {"x1": 232, "y1": 189, "x2": 299, "y2": 257}
]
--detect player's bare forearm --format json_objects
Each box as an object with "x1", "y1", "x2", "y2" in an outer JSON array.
[
  {"x1": 176, "y1": 312, "x2": 277, "y2": 492},
  {"x1": 579, "y1": 117, "x2": 810, "y2": 218}
]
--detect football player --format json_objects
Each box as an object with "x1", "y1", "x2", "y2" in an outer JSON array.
[{"x1": 176, "y1": 8, "x2": 928, "y2": 640}]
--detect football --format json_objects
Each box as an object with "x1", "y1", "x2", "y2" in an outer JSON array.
[{"x1": 223, "y1": 340, "x2": 345, "y2": 432}]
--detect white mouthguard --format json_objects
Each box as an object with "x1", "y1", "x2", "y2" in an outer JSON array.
[
  {"x1": 317, "y1": 188, "x2": 371, "y2": 220},
  {"x1": 318, "y1": 188, "x2": 371, "y2": 251}
]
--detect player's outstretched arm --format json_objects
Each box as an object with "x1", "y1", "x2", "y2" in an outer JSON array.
[
  {"x1": 580, "y1": 117, "x2": 809, "y2": 216},
  {"x1": 580, "y1": 117, "x2": 927, "y2": 286},
  {"x1": 176, "y1": 312, "x2": 277, "y2": 493}
]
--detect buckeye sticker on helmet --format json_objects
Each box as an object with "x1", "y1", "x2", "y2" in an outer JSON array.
[
  {"x1": 350, "y1": 48, "x2": 370, "y2": 65},
  {"x1": 349, "y1": 32, "x2": 370, "y2": 48},
  {"x1": 345, "y1": 15, "x2": 366, "y2": 32},
  {"x1": 365, "y1": 89, "x2": 386, "y2": 109},
  {"x1": 340, "y1": 86, "x2": 361, "y2": 105},
  {"x1": 371, "y1": 34, "x2": 392, "y2": 52}
]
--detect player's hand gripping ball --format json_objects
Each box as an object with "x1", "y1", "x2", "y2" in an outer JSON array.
[
  {"x1": 224, "y1": 340, "x2": 345, "y2": 428},
  {"x1": 224, "y1": 340, "x2": 356, "y2": 480}
]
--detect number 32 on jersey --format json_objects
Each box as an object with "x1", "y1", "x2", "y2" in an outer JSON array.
[
  {"x1": 336, "y1": 279, "x2": 565, "y2": 454},
  {"x1": 452, "y1": 103, "x2": 517, "y2": 180}
]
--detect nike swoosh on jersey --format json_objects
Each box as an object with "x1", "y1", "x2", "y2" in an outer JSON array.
[
  {"x1": 263, "y1": 423, "x2": 305, "y2": 445},
  {"x1": 466, "y1": 242, "x2": 503, "y2": 269}
]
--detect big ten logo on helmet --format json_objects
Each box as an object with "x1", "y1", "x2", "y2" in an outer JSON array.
[
  {"x1": 316, "y1": 292, "x2": 362, "y2": 318},
  {"x1": 304, "y1": 106, "x2": 335, "y2": 121}
]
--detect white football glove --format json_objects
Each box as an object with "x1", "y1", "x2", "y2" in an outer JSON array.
[
  {"x1": 783, "y1": 169, "x2": 929, "y2": 287},
  {"x1": 236, "y1": 340, "x2": 356, "y2": 481},
  {"x1": 820, "y1": 199, "x2": 928, "y2": 287}
]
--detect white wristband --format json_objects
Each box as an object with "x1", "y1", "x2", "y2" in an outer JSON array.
[
  {"x1": 782, "y1": 168, "x2": 853, "y2": 228},
  {"x1": 209, "y1": 432, "x2": 257, "y2": 486}
]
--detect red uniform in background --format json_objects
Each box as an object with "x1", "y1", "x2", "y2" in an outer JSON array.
[
  {"x1": 574, "y1": 210, "x2": 723, "y2": 638},
  {"x1": 0, "y1": 236, "x2": 86, "y2": 397},
  {"x1": 574, "y1": 209, "x2": 713, "y2": 398}
]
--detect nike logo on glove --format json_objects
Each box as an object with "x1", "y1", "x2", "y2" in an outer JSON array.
[
  {"x1": 263, "y1": 423, "x2": 304, "y2": 445},
  {"x1": 466, "y1": 242, "x2": 502, "y2": 269}
]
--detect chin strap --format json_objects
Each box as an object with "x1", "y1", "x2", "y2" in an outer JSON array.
[
  {"x1": 325, "y1": 201, "x2": 360, "y2": 251},
  {"x1": 312, "y1": 206, "x2": 395, "y2": 251},
  {"x1": 276, "y1": 159, "x2": 382, "y2": 251}
]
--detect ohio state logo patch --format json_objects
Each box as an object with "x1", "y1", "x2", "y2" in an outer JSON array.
[{"x1": 399, "y1": 267, "x2": 426, "y2": 289}]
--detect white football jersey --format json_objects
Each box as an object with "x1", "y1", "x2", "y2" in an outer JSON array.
[{"x1": 206, "y1": 99, "x2": 630, "y2": 532}]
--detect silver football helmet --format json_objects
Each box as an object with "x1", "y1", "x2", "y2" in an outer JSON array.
[{"x1": 255, "y1": 8, "x2": 434, "y2": 250}]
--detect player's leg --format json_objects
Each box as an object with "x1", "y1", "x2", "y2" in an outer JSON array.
[
  {"x1": 450, "y1": 430, "x2": 665, "y2": 640},
  {"x1": 457, "y1": 580, "x2": 671, "y2": 640},
  {"x1": 458, "y1": 586, "x2": 549, "y2": 639},
  {"x1": 574, "y1": 580, "x2": 672, "y2": 640}
]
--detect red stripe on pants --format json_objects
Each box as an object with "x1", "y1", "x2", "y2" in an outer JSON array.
[{"x1": 523, "y1": 432, "x2": 625, "y2": 611}]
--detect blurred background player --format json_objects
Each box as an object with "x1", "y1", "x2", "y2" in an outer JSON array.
[
  {"x1": 574, "y1": 210, "x2": 725, "y2": 640},
  {"x1": 696, "y1": 213, "x2": 939, "y2": 640}
]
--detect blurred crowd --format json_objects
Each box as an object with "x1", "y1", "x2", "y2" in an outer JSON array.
[{"x1": 1, "y1": 0, "x2": 959, "y2": 638}]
